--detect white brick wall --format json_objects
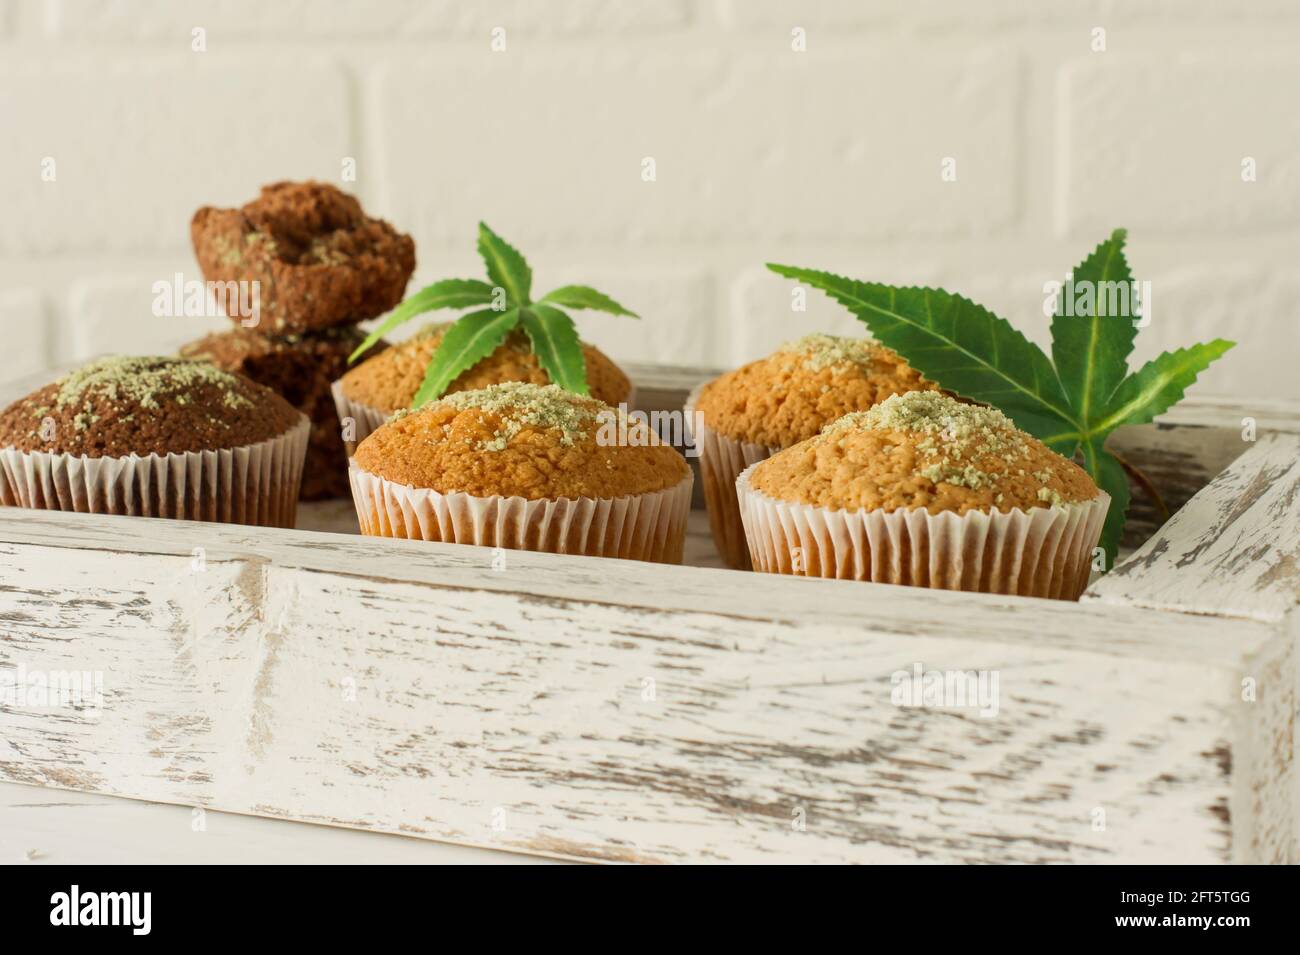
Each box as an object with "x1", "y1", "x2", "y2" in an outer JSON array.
[{"x1": 1, "y1": 0, "x2": 1296, "y2": 401}]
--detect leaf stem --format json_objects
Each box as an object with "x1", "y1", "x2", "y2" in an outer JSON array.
[{"x1": 1110, "y1": 449, "x2": 1169, "y2": 525}]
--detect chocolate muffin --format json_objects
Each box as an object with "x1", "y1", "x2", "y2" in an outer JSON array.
[
  {"x1": 0, "y1": 356, "x2": 309, "y2": 526},
  {"x1": 191, "y1": 181, "x2": 416, "y2": 334},
  {"x1": 181, "y1": 325, "x2": 384, "y2": 500}
]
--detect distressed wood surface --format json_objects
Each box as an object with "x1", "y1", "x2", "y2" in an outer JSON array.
[
  {"x1": 0, "y1": 780, "x2": 557, "y2": 865},
  {"x1": 1088, "y1": 433, "x2": 1300, "y2": 622},
  {"x1": 1, "y1": 367, "x2": 1298, "y2": 863},
  {"x1": 0, "y1": 507, "x2": 1291, "y2": 863}
]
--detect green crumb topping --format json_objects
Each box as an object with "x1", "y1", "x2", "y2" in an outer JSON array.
[
  {"x1": 825, "y1": 391, "x2": 1069, "y2": 499},
  {"x1": 779, "y1": 333, "x2": 878, "y2": 372},
  {"x1": 1037, "y1": 486, "x2": 1066, "y2": 506},
  {"x1": 55, "y1": 356, "x2": 255, "y2": 416},
  {"x1": 433, "y1": 381, "x2": 606, "y2": 451},
  {"x1": 244, "y1": 231, "x2": 279, "y2": 257}
]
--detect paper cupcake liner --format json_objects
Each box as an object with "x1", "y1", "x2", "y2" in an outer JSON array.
[
  {"x1": 330, "y1": 380, "x2": 391, "y2": 456},
  {"x1": 349, "y1": 463, "x2": 692, "y2": 563},
  {"x1": 332, "y1": 380, "x2": 638, "y2": 455},
  {"x1": 684, "y1": 382, "x2": 779, "y2": 571},
  {"x1": 0, "y1": 416, "x2": 310, "y2": 528},
  {"x1": 736, "y1": 465, "x2": 1110, "y2": 600}
]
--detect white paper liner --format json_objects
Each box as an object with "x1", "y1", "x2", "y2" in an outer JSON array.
[
  {"x1": 349, "y1": 462, "x2": 692, "y2": 563},
  {"x1": 736, "y1": 465, "x2": 1110, "y2": 600},
  {"x1": 332, "y1": 379, "x2": 639, "y2": 456},
  {"x1": 684, "y1": 382, "x2": 779, "y2": 571},
  {"x1": 0, "y1": 416, "x2": 310, "y2": 528}
]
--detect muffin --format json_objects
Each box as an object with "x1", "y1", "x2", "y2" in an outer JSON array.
[
  {"x1": 737, "y1": 391, "x2": 1108, "y2": 599},
  {"x1": 349, "y1": 382, "x2": 691, "y2": 562},
  {"x1": 0, "y1": 356, "x2": 309, "y2": 527},
  {"x1": 191, "y1": 181, "x2": 416, "y2": 334},
  {"x1": 334, "y1": 322, "x2": 633, "y2": 448},
  {"x1": 687, "y1": 333, "x2": 938, "y2": 570},
  {"x1": 180, "y1": 325, "x2": 384, "y2": 500}
]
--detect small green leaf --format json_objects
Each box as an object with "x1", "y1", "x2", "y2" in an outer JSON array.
[
  {"x1": 1094, "y1": 340, "x2": 1235, "y2": 435},
  {"x1": 477, "y1": 222, "x2": 532, "y2": 308},
  {"x1": 766, "y1": 264, "x2": 1078, "y2": 444},
  {"x1": 521, "y1": 304, "x2": 588, "y2": 395},
  {"x1": 411, "y1": 307, "x2": 520, "y2": 408},
  {"x1": 1050, "y1": 228, "x2": 1138, "y2": 454},
  {"x1": 1084, "y1": 441, "x2": 1130, "y2": 570},
  {"x1": 539, "y1": 285, "x2": 639, "y2": 318},
  {"x1": 348, "y1": 278, "x2": 495, "y2": 363}
]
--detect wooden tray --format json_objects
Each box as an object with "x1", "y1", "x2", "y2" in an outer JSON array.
[{"x1": 1, "y1": 363, "x2": 1297, "y2": 864}]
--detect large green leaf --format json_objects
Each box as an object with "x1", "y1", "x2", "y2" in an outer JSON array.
[
  {"x1": 411, "y1": 307, "x2": 520, "y2": 408},
  {"x1": 539, "y1": 285, "x2": 639, "y2": 318},
  {"x1": 477, "y1": 222, "x2": 532, "y2": 308},
  {"x1": 1095, "y1": 340, "x2": 1235, "y2": 435},
  {"x1": 1050, "y1": 228, "x2": 1138, "y2": 451},
  {"x1": 765, "y1": 264, "x2": 1078, "y2": 445},
  {"x1": 767, "y1": 236, "x2": 1236, "y2": 579},
  {"x1": 521, "y1": 304, "x2": 588, "y2": 395},
  {"x1": 349, "y1": 278, "x2": 495, "y2": 363}
]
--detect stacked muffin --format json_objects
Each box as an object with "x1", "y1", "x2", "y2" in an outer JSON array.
[{"x1": 181, "y1": 181, "x2": 414, "y2": 499}]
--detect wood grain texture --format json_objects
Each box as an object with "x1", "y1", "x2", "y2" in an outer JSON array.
[
  {"x1": 0, "y1": 507, "x2": 1289, "y2": 863},
  {"x1": 0, "y1": 780, "x2": 560, "y2": 865},
  {"x1": 1089, "y1": 433, "x2": 1300, "y2": 623}
]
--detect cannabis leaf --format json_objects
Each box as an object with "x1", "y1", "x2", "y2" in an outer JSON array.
[
  {"x1": 540, "y1": 285, "x2": 639, "y2": 317},
  {"x1": 768, "y1": 229, "x2": 1234, "y2": 569},
  {"x1": 522, "y1": 305, "x2": 587, "y2": 394},
  {"x1": 478, "y1": 222, "x2": 532, "y2": 308},
  {"x1": 350, "y1": 222, "x2": 637, "y2": 403},
  {"x1": 764, "y1": 268, "x2": 1079, "y2": 452},
  {"x1": 411, "y1": 307, "x2": 520, "y2": 408},
  {"x1": 1048, "y1": 228, "x2": 1138, "y2": 456},
  {"x1": 348, "y1": 279, "x2": 496, "y2": 362}
]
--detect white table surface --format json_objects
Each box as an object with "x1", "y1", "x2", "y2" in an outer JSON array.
[{"x1": 0, "y1": 781, "x2": 556, "y2": 865}]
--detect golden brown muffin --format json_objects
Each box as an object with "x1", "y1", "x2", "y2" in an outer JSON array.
[
  {"x1": 0, "y1": 355, "x2": 301, "y2": 457},
  {"x1": 340, "y1": 323, "x2": 632, "y2": 413},
  {"x1": 690, "y1": 333, "x2": 939, "y2": 570},
  {"x1": 354, "y1": 381, "x2": 686, "y2": 501},
  {"x1": 694, "y1": 333, "x2": 938, "y2": 449},
  {"x1": 191, "y1": 181, "x2": 415, "y2": 333},
  {"x1": 739, "y1": 392, "x2": 1106, "y2": 598},
  {"x1": 750, "y1": 391, "x2": 1099, "y2": 514}
]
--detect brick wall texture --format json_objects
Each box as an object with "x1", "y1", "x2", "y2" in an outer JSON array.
[{"x1": 2, "y1": 0, "x2": 1297, "y2": 399}]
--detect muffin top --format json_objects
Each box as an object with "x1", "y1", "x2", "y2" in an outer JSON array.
[
  {"x1": 340, "y1": 322, "x2": 631, "y2": 412},
  {"x1": 749, "y1": 391, "x2": 1100, "y2": 514},
  {"x1": 0, "y1": 356, "x2": 301, "y2": 458},
  {"x1": 353, "y1": 382, "x2": 688, "y2": 500},
  {"x1": 693, "y1": 333, "x2": 938, "y2": 448},
  {"x1": 191, "y1": 180, "x2": 416, "y2": 332}
]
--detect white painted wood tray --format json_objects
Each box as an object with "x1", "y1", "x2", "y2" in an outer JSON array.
[{"x1": 1, "y1": 364, "x2": 1297, "y2": 864}]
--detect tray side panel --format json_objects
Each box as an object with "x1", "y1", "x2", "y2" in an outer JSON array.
[
  {"x1": 1088, "y1": 432, "x2": 1300, "y2": 623},
  {"x1": 0, "y1": 540, "x2": 1271, "y2": 864}
]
